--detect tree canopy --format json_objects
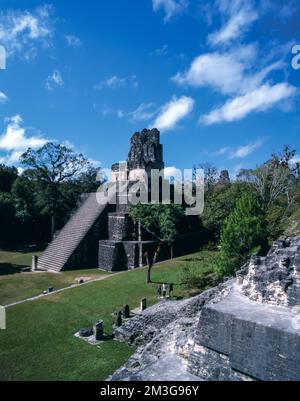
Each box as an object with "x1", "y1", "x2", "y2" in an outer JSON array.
[
  {"x1": 218, "y1": 193, "x2": 268, "y2": 275},
  {"x1": 20, "y1": 142, "x2": 98, "y2": 237},
  {"x1": 129, "y1": 203, "x2": 184, "y2": 282}
]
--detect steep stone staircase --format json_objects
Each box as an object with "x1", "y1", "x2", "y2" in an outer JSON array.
[{"x1": 37, "y1": 192, "x2": 112, "y2": 272}]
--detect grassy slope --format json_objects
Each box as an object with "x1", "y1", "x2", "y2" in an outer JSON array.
[
  {"x1": 0, "y1": 249, "x2": 109, "y2": 305},
  {"x1": 0, "y1": 250, "x2": 218, "y2": 381}
]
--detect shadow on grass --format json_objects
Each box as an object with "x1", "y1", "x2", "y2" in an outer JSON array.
[
  {"x1": 0, "y1": 263, "x2": 28, "y2": 276},
  {"x1": 174, "y1": 295, "x2": 184, "y2": 300}
]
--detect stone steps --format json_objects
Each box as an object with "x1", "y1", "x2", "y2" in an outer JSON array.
[{"x1": 37, "y1": 192, "x2": 111, "y2": 272}]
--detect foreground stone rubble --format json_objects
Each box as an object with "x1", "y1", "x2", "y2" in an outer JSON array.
[{"x1": 109, "y1": 237, "x2": 300, "y2": 381}]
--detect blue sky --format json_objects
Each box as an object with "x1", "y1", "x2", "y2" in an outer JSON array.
[{"x1": 0, "y1": 0, "x2": 299, "y2": 178}]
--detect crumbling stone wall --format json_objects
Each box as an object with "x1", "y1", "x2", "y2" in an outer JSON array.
[{"x1": 237, "y1": 237, "x2": 300, "y2": 306}]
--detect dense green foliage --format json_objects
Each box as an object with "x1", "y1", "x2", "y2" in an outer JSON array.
[
  {"x1": 0, "y1": 143, "x2": 101, "y2": 245},
  {"x1": 20, "y1": 142, "x2": 100, "y2": 237},
  {"x1": 201, "y1": 181, "x2": 251, "y2": 240},
  {"x1": 129, "y1": 203, "x2": 185, "y2": 281},
  {"x1": 193, "y1": 145, "x2": 300, "y2": 282},
  {"x1": 129, "y1": 203, "x2": 184, "y2": 244},
  {"x1": 218, "y1": 193, "x2": 268, "y2": 275}
]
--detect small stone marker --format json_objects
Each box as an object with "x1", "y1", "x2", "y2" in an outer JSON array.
[
  {"x1": 94, "y1": 320, "x2": 104, "y2": 341},
  {"x1": 31, "y1": 255, "x2": 38, "y2": 271},
  {"x1": 115, "y1": 310, "x2": 122, "y2": 327},
  {"x1": 157, "y1": 285, "x2": 162, "y2": 299},
  {"x1": 0, "y1": 305, "x2": 6, "y2": 330},
  {"x1": 123, "y1": 304, "x2": 130, "y2": 318},
  {"x1": 140, "y1": 298, "x2": 147, "y2": 312}
]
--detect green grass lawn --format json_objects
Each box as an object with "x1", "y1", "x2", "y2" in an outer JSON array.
[
  {"x1": 0, "y1": 250, "x2": 218, "y2": 381},
  {"x1": 0, "y1": 249, "x2": 109, "y2": 305}
]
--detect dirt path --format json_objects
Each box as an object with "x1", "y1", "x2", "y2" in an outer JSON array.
[{"x1": 4, "y1": 269, "x2": 132, "y2": 308}]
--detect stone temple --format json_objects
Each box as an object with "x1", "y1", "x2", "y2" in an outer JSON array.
[{"x1": 37, "y1": 128, "x2": 203, "y2": 272}]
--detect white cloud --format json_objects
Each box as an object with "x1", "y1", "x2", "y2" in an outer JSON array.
[
  {"x1": 173, "y1": 43, "x2": 295, "y2": 124},
  {"x1": 0, "y1": 115, "x2": 47, "y2": 164},
  {"x1": 0, "y1": 5, "x2": 54, "y2": 60},
  {"x1": 151, "y1": 45, "x2": 168, "y2": 57},
  {"x1": 229, "y1": 139, "x2": 265, "y2": 159},
  {"x1": 106, "y1": 96, "x2": 194, "y2": 130},
  {"x1": 152, "y1": 0, "x2": 188, "y2": 22},
  {"x1": 100, "y1": 105, "x2": 115, "y2": 117},
  {"x1": 127, "y1": 103, "x2": 158, "y2": 122},
  {"x1": 164, "y1": 166, "x2": 182, "y2": 181},
  {"x1": 208, "y1": 1, "x2": 258, "y2": 46},
  {"x1": 0, "y1": 116, "x2": 100, "y2": 168},
  {"x1": 173, "y1": 51, "x2": 245, "y2": 94},
  {"x1": 101, "y1": 75, "x2": 126, "y2": 89},
  {"x1": 102, "y1": 102, "x2": 158, "y2": 123},
  {"x1": 45, "y1": 70, "x2": 64, "y2": 91},
  {"x1": 172, "y1": 46, "x2": 283, "y2": 96},
  {"x1": 95, "y1": 75, "x2": 138, "y2": 90},
  {"x1": 0, "y1": 91, "x2": 8, "y2": 103},
  {"x1": 213, "y1": 139, "x2": 265, "y2": 159},
  {"x1": 65, "y1": 34, "x2": 82, "y2": 47},
  {"x1": 201, "y1": 83, "x2": 297, "y2": 125},
  {"x1": 170, "y1": 0, "x2": 297, "y2": 126},
  {"x1": 0, "y1": 45, "x2": 6, "y2": 69},
  {"x1": 100, "y1": 105, "x2": 126, "y2": 119},
  {"x1": 213, "y1": 146, "x2": 231, "y2": 156},
  {"x1": 152, "y1": 95, "x2": 194, "y2": 132}
]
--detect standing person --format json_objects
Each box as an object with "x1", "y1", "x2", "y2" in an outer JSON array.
[{"x1": 169, "y1": 283, "x2": 174, "y2": 298}]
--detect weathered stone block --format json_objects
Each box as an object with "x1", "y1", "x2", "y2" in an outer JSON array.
[
  {"x1": 188, "y1": 345, "x2": 253, "y2": 381},
  {"x1": 194, "y1": 287, "x2": 300, "y2": 381},
  {"x1": 123, "y1": 242, "x2": 139, "y2": 269},
  {"x1": 237, "y1": 236, "x2": 300, "y2": 306},
  {"x1": 108, "y1": 213, "x2": 132, "y2": 241},
  {"x1": 98, "y1": 241, "x2": 127, "y2": 271}
]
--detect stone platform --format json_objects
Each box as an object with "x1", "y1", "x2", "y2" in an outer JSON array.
[
  {"x1": 110, "y1": 354, "x2": 201, "y2": 381},
  {"x1": 189, "y1": 285, "x2": 300, "y2": 381},
  {"x1": 98, "y1": 240, "x2": 156, "y2": 271}
]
